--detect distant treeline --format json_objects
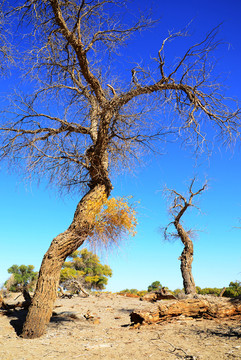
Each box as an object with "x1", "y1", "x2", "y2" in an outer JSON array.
[{"x1": 118, "y1": 281, "x2": 241, "y2": 298}]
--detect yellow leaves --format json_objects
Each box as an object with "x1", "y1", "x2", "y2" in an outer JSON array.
[
  {"x1": 84, "y1": 275, "x2": 99, "y2": 284},
  {"x1": 95, "y1": 196, "x2": 137, "y2": 236},
  {"x1": 85, "y1": 192, "x2": 107, "y2": 223},
  {"x1": 60, "y1": 268, "x2": 84, "y2": 282},
  {"x1": 86, "y1": 194, "x2": 138, "y2": 249}
]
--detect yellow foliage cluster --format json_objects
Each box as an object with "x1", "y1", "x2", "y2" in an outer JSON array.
[
  {"x1": 85, "y1": 275, "x2": 101, "y2": 284},
  {"x1": 86, "y1": 193, "x2": 137, "y2": 248},
  {"x1": 60, "y1": 267, "x2": 84, "y2": 282}
]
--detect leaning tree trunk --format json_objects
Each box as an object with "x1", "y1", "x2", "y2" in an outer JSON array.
[
  {"x1": 175, "y1": 222, "x2": 196, "y2": 295},
  {"x1": 21, "y1": 184, "x2": 107, "y2": 339}
]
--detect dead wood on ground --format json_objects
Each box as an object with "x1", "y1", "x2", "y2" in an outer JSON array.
[
  {"x1": 141, "y1": 288, "x2": 177, "y2": 302},
  {"x1": 0, "y1": 289, "x2": 32, "y2": 311},
  {"x1": 130, "y1": 298, "x2": 241, "y2": 325}
]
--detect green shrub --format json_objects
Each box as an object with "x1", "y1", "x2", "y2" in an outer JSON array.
[
  {"x1": 196, "y1": 286, "x2": 221, "y2": 296},
  {"x1": 172, "y1": 288, "x2": 184, "y2": 297},
  {"x1": 4, "y1": 264, "x2": 38, "y2": 292},
  {"x1": 147, "y1": 281, "x2": 162, "y2": 292},
  {"x1": 223, "y1": 281, "x2": 241, "y2": 298},
  {"x1": 117, "y1": 289, "x2": 148, "y2": 297},
  {"x1": 196, "y1": 281, "x2": 241, "y2": 298},
  {"x1": 60, "y1": 248, "x2": 112, "y2": 290}
]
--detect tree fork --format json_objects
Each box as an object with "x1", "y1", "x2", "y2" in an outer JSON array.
[{"x1": 21, "y1": 184, "x2": 107, "y2": 339}]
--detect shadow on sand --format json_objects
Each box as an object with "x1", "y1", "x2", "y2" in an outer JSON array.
[
  {"x1": 2, "y1": 309, "x2": 80, "y2": 337},
  {"x1": 1, "y1": 308, "x2": 28, "y2": 336}
]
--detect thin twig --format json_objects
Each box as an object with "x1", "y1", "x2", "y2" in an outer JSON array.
[{"x1": 152, "y1": 333, "x2": 197, "y2": 359}]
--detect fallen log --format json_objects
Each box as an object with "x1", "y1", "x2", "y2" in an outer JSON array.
[
  {"x1": 130, "y1": 297, "x2": 241, "y2": 325},
  {"x1": 58, "y1": 285, "x2": 74, "y2": 298},
  {"x1": 0, "y1": 289, "x2": 32, "y2": 311},
  {"x1": 60, "y1": 279, "x2": 90, "y2": 297}
]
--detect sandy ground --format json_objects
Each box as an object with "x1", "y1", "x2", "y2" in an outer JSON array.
[{"x1": 0, "y1": 293, "x2": 241, "y2": 360}]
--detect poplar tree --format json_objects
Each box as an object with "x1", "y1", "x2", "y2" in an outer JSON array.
[{"x1": 0, "y1": 1, "x2": 240, "y2": 337}]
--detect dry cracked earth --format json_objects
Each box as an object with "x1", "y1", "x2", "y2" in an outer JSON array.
[{"x1": 0, "y1": 293, "x2": 241, "y2": 360}]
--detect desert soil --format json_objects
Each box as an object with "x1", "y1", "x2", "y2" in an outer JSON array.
[{"x1": 0, "y1": 293, "x2": 240, "y2": 360}]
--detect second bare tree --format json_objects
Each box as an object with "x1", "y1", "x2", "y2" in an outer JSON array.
[{"x1": 164, "y1": 178, "x2": 207, "y2": 294}]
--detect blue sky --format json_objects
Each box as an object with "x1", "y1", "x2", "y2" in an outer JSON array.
[{"x1": 0, "y1": 0, "x2": 241, "y2": 292}]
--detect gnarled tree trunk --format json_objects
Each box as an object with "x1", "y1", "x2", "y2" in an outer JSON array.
[
  {"x1": 164, "y1": 180, "x2": 206, "y2": 296},
  {"x1": 175, "y1": 222, "x2": 196, "y2": 295},
  {"x1": 21, "y1": 184, "x2": 106, "y2": 339}
]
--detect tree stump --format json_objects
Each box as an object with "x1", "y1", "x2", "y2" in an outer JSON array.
[{"x1": 140, "y1": 288, "x2": 176, "y2": 302}]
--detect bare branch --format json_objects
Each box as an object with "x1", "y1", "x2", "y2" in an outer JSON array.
[
  {"x1": 0, "y1": 1, "x2": 240, "y2": 195},
  {"x1": 107, "y1": 83, "x2": 116, "y2": 96},
  {"x1": 0, "y1": 1, "x2": 14, "y2": 74},
  {"x1": 164, "y1": 177, "x2": 208, "y2": 222}
]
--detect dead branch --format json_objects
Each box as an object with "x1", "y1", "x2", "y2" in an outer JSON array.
[
  {"x1": 219, "y1": 287, "x2": 226, "y2": 297},
  {"x1": 164, "y1": 177, "x2": 207, "y2": 238},
  {"x1": 60, "y1": 279, "x2": 90, "y2": 297},
  {"x1": 0, "y1": 288, "x2": 32, "y2": 311},
  {"x1": 153, "y1": 333, "x2": 197, "y2": 359},
  {"x1": 0, "y1": 3, "x2": 240, "y2": 194}
]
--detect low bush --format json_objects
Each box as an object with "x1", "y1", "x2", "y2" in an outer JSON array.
[{"x1": 118, "y1": 289, "x2": 148, "y2": 297}]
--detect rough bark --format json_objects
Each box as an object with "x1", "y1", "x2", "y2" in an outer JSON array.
[
  {"x1": 21, "y1": 184, "x2": 106, "y2": 339},
  {"x1": 164, "y1": 179, "x2": 207, "y2": 296},
  {"x1": 175, "y1": 222, "x2": 196, "y2": 295},
  {"x1": 130, "y1": 298, "x2": 241, "y2": 325}
]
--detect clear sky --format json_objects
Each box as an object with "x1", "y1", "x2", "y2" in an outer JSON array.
[{"x1": 0, "y1": 0, "x2": 240, "y2": 292}]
